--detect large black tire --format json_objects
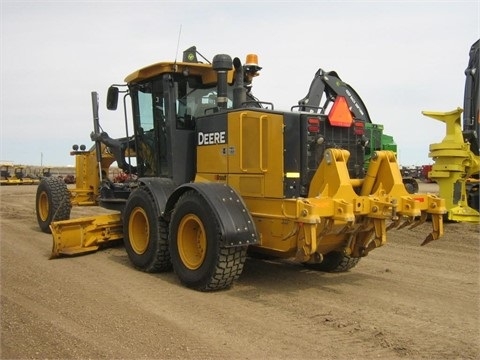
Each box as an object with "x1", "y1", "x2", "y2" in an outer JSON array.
[
  {"x1": 169, "y1": 190, "x2": 247, "y2": 291},
  {"x1": 36, "y1": 177, "x2": 71, "y2": 233},
  {"x1": 303, "y1": 251, "x2": 360, "y2": 273},
  {"x1": 123, "y1": 187, "x2": 172, "y2": 272},
  {"x1": 403, "y1": 178, "x2": 419, "y2": 194},
  {"x1": 467, "y1": 184, "x2": 479, "y2": 211}
]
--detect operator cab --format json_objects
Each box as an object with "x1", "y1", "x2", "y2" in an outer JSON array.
[
  {"x1": 130, "y1": 74, "x2": 234, "y2": 182},
  {"x1": 107, "y1": 58, "x2": 236, "y2": 186}
]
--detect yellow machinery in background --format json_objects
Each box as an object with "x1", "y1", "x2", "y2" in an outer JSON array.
[
  {"x1": 423, "y1": 39, "x2": 479, "y2": 223},
  {"x1": 1, "y1": 163, "x2": 40, "y2": 185}
]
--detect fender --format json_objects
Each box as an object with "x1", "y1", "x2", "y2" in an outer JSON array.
[
  {"x1": 165, "y1": 182, "x2": 258, "y2": 247},
  {"x1": 138, "y1": 177, "x2": 177, "y2": 215}
]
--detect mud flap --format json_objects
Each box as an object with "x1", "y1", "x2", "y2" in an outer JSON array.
[{"x1": 165, "y1": 182, "x2": 258, "y2": 247}]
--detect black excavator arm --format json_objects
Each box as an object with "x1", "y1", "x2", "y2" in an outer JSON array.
[
  {"x1": 463, "y1": 39, "x2": 479, "y2": 156},
  {"x1": 298, "y1": 68, "x2": 372, "y2": 123}
]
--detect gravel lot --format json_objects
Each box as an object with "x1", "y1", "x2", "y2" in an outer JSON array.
[{"x1": 1, "y1": 183, "x2": 479, "y2": 359}]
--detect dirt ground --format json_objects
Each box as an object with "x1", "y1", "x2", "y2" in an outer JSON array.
[{"x1": 1, "y1": 183, "x2": 479, "y2": 359}]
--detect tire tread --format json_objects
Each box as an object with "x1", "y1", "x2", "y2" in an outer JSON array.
[
  {"x1": 124, "y1": 187, "x2": 172, "y2": 273},
  {"x1": 170, "y1": 190, "x2": 247, "y2": 292},
  {"x1": 36, "y1": 177, "x2": 71, "y2": 233},
  {"x1": 303, "y1": 251, "x2": 360, "y2": 273}
]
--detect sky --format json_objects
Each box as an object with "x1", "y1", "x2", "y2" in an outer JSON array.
[{"x1": 1, "y1": 0, "x2": 479, "y2": 167}]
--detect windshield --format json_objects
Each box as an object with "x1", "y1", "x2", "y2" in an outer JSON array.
[{"x1": 176, "y1": 78, "x2": 233, "y2": 129}]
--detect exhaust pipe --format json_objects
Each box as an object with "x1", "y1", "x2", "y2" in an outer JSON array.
[
  {"x1": 233, "y1": 57, "x2": 246, "y2": 109},
  {"x1": 212, "y1": 54, "x2": 232, "y2": 110}
]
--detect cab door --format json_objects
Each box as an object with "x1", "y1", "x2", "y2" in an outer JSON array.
[{"x1": 131, "y1": 80, "x2": 169, "y2": 178}]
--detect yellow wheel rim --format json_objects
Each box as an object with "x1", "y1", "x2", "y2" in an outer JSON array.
[
  {"x1": 38, "y1": 191, "x2": 49, "y2": 222},
  {"x1": 177, "y1": 214, "x2": 207, "y2": 270},
  {"x1": 128, "y1": 207, "x2": 149, "y2": 254}
]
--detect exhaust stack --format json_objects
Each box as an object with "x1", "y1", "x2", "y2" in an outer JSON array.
[{"x1": 212, "y1": 54, "x2": 232, "y2": 110}]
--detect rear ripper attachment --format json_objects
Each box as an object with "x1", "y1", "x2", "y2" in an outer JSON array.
[{"x1": 241, "y1": 147, "x2": 445, "y2": 266}]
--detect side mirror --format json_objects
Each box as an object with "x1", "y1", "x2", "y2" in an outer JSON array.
[{"x1": 106, "y1": 86, "x2": 119, "y2": 110}]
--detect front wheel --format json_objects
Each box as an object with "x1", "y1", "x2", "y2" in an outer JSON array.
[
  {"x1": 169, "y1": 190, "x2": 247, "y2": 291},
  {"x1": 36, "y1": 177, "x2": 71, "y2": 233},
  {"x1": 303, "y1": 251, "x2": 360, "y2": 273}
]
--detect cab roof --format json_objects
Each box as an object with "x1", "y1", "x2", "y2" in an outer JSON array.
[{"x1": 124, "y1": 61, "x2": 234, "y2": 85}]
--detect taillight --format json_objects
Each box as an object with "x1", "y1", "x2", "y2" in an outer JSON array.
[
  {"x1": 354, "y1": 121, "x2": 365, "y2": 135},
  {"x1": 307, "y1": 117, "x2": 320, "y2": 133}
]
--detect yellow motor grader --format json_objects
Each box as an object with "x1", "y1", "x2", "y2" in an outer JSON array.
[
  {"x1": 1, "y1": 163, "x2": 39, "y2": 185},
  {"x1": 36, "y1": 47, "x2": 445, "y2": 291}
]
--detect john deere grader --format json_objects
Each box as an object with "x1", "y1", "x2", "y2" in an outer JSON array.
[{"x1": 36, "y1": 48, "x2": 445, "y2": 291}]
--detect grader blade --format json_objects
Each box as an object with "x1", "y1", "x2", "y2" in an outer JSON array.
[{"x1": 50, "y1": 213, "x2": 123, "y2": 258}]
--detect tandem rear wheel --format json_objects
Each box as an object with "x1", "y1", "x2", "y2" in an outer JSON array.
[
  {"x1": 303, "y1": 251, "x2": 360, "y2": 272},
  {"x1": 123, "y1": 187, "x2": 172, "y2": 273},
  {"x1": 169, "y1": 190, "x2": 247, "y2": 291}
]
